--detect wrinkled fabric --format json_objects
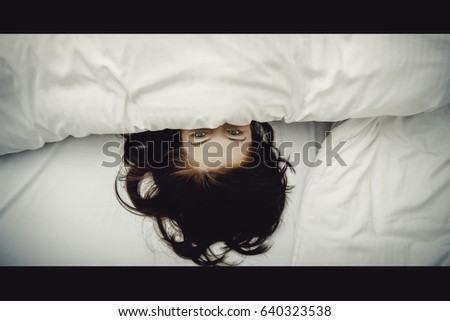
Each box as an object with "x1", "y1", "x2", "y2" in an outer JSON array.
[
  {"x1": 292, "y1": 104, "x2": 450, "y2": 265},
  {"x1": 1, "y1": 34, "x2": 450, "y2": 155}
]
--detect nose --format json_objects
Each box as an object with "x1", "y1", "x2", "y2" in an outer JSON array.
[{"x1": 208, "y1": 137, "x2": 243, "y2": 167}]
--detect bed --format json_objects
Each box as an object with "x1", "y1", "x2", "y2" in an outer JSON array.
[{"x1": 1, "y1": 34, "x2": 449, "y2": 266}]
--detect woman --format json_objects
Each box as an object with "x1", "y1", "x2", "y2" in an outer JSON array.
[{"x1": 116, "y1": 121, "x2": 293, "y2": 266}]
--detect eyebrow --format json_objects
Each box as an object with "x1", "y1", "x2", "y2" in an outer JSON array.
[
  {"x1": 188, "y1": 137, "x2": 247, "y2": 146},
  {"x1": 228, "y1": 137, "x2": 247, "y2": 142},
  {"x1": 189, "y1": 138, "x2": 211, "y2": 146}
]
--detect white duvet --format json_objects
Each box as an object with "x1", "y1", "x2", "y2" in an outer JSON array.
[
  {"x1": 1, "y1": 34, "x2": 450, "y2": 155},
  {"x1": 292, "y1": 104, "x2": 450, "y2": 265}
]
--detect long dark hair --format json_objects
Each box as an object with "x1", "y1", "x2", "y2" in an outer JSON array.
[{"x1": 115, "y1": 121, "x2": 294, "y2": 266}]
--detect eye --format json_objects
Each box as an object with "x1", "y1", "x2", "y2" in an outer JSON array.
[
  {"x1": 190, "y1": 129, "x2": 210, "y2": 139},
  {"x1": 226, "y1": 128, "x2": 243, "y2": 136},
  {"x1": 192, "y1": 130, "x2": 210, "y2": 138}
]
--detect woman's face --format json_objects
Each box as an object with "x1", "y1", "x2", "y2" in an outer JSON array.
[{"x1": 181, "y1": 123, "x2": 252, "y2": 170}]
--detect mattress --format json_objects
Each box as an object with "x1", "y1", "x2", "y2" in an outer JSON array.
[{"x1": 0, "y1": 121, "x2": 330, "y2": 265}]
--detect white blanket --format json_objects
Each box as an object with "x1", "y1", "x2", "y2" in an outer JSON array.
[{"x1": 2, "y1": 34, "x2": 449, "y2": 155}]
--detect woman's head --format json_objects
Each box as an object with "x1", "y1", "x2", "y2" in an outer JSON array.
[{"x1": 116, "y1": 121, "x2": 294, "y2": 266}]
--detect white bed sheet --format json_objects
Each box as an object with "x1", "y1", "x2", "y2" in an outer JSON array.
[
  {"x1": 292, "y1": 104, "x2": 450, "y2": 265},
  {"x1": 0, "y1": 121, "x2": 329, "y2": 266}
]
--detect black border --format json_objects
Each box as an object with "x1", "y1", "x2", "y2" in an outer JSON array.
[
  {"x1": 1, "y1": 5, "x2": 449, "y2": 303},
  {"x1": 1, "y1": 3, "x2": 450, "y2": 33},
  {"x1": 1, "y1": 267, "x2": 449, "y2": 301}
]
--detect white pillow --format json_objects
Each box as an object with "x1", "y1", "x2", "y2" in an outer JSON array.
[{"x1": 1, "y1": 34, "x2": 449, "y2": 155}]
